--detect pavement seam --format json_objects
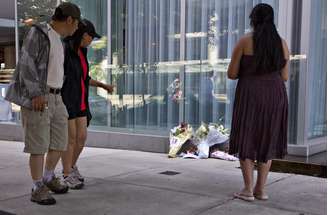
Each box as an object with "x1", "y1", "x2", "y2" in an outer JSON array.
[
  {"x1": 0, "y1": 164, "x2": 27, "y2": 170},
  {"x1": 96, "y1": 165, "x2": 238, "y2": 199},
  {"x1": 69, "y1": 165, "x2": 295, "y2": 200},
  {"x1": 0, "y1": 185, "x2": 321, "y2": 215},
  {"x1": 193, "y1": 196, "x2": 321, "y2": 215},
  {"x1": 249, "y1": 202, "x2": 322, "y2": 215},
  {"x1": 266, "y1": 174, "x2": 294, "y2": 187},
  {"x1": 79, "y1": 173, "x2": 219, "y2": 199},
  {"x1": 0, "y1": 168, "x2": 156, "y2": 203},
  {"x1": 89, "y1": 176, "x2": 222, "y2": 199},
  {"x1": 104, "y1": 167, "x2": 160, "y2": 178},
  {"x1": 192, "y1": 197, "x2": 235, "y2": 215},
  {"x1": 0, "y1": 193, "x2": 30, "y2": 203}
]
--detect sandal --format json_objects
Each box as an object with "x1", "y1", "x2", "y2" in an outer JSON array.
[
  {"x1": 254, "y1": 193, "x2": 269, "y2": 200},
  {"x1": 234, "y1": 192, "x2": 255, "y2": 202}
]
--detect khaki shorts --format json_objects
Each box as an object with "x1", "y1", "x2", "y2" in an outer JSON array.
[{"x1": 21, "y1": 94, "x2": 68, "y2": 154}]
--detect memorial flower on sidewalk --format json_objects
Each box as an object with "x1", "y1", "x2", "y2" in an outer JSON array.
[
  {"x1": 206, "y1": 123, "x2": 229, "y2": 146},
  {"x1": 168, "y1": 122, "x2": 237, "y2": 161},
  {"x1": 195, "y1": 123, "x2": 209, "y2": 141},
  {"x1": 168, "y1": 122, "x2": 193, "y2": 158}
]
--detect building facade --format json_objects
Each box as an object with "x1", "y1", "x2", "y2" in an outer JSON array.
[{"x1": 0, "y1": 0, "x2": 326, "y2": 156}]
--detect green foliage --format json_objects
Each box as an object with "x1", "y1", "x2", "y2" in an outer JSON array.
[
  {"x1": 89, "y1": 62, "x2": 105, "y2": 81},
  {"x1": 90, "y1": 37, "x2": 107, "y2": 50}
]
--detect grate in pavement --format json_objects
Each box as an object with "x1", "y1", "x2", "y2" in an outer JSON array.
[{"x1": 159, "y1": 171, "x2": 181, "y2": 176}]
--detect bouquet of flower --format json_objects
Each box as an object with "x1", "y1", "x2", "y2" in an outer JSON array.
[
  {"x1": 210, "y1": 151, "x2": 238, "y2": 161},
  {"x1": 177, "y1": 139, "x2": 199, "y2": 159},
  {"x1": 206, "y1": 123, "x2": 229, "y2": 147},
  {"x1": 194, "y1": 123, "x2": 209, "y2": 141},
  {"x1": 193, "y1": 123, "x2": 209, "y2": 158},
  {"x1": 167, "y1": 78, "x2": 182, "y2": 102},
  {"x1": 193, "y1": 123, "x2": 229, "y2": 158},
  {"x1": 168, "y1": 122, "x2": 193, "y2": 158}
]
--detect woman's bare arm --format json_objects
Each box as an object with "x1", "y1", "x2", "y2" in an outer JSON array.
[
  {"x1": 227, "y1": 38, "x2": 245, "y2": 80},
  {"x1": 281, "y1": 39, "x2": 290, "y2": 81}
]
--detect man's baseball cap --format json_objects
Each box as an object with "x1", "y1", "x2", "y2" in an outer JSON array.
[
  {"x1": 53, "y1": 2, "x2": 81, "y2": 21},
  {"x1": 81, "y1": 19, "x2": 101, "y2": 38}
]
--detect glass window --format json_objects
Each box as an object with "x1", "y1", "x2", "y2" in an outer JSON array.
[
  {"x1": 3, "y1": 0, "x2": 326, "y2": 148},
  {"x1": 17, "y1": 0, "x2": 57, "y2": 46},
  {"x1": 183, "y1": 0, "x2": 279, "y2": 129},
  {"x1": 307, "y1": 0, "x2": 327, "y2": 139}
]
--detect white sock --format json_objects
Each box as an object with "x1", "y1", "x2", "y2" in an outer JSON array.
[
  {"x1": 43, "y1": 169, "x2": 55, "y2": 183},
  {"x1": 33, "y1": 179, "x2": 43, "y2": 191}
]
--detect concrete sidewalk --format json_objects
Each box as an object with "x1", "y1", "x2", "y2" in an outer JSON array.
[{"x1": 0, "y1": 140, "x2": 326, "y2": 215}]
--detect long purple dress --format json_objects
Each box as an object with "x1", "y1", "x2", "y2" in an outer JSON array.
[{"x1": 228, "y1": 55, "x2": 288, "y2": 162}]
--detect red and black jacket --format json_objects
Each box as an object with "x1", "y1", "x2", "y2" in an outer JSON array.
[{"x1": 61, "y1": 40, "x2": 92, "y2": 126}]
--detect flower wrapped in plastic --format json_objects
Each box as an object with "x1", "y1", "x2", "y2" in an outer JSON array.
[
  {"x1": 194, "y1": 123, "x2": 209, "y2": 158},
  {"x1": 194, "y1": 123, "x2": 229, "y2": 158},
  {"x1": 210, "y1": 151, "x2": 238, "y2": 161},
  {"x1": 206, "y1": 123, "x2": 229, "y2": 147},
  {"x1": 168, "y1": 123, "x2": 193, "y2": 158},
  {"x1": 194, "y1": 123, "x2": 209, "y2": 141}
]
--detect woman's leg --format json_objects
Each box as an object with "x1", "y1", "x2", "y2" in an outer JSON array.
[
  {"x1": 72, "y1": 116, "x2": 87, "y2": 167},
  {"x1": 254, "y1": 160, "x2": 272, "y2": 197},
  {"x1": 240, "y1": 159, "x2": 255, "y2": 194},
  {"x1": 61, "y1": 119, "x2": 77, "y2": 176}
]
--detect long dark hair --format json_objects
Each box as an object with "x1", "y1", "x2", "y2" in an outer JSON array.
[
  {"x1": 250, "y1": 3, "x2": 286, "y2": 73},
  {"x1": 65, "y1": 21, "x2": 87, "y2": 53}
]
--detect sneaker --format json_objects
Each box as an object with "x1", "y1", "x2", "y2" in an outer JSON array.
[
  {"x1": 31, "y1": 185, "x2": 56, "y2": 205},
  {"x1": 72, "y1": 166, "x2": 84, "y2": 182},
  {"x1": 64, "y1": 174, "x2": 84, "y2": 189},
  {"x1": 44, "y1": 176, "x2": 69, "y2": 194}
]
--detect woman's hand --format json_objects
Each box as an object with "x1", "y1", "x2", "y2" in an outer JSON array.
[
  {"x1": 101, "y1": 84, "x2": 115, "y2": 94},
  {"x1": 90, "y1": 79, "x2": 115, "y2": 93}
]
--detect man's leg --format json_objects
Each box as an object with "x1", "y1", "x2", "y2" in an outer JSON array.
[
  {"x1": 43, "y1": 149, "x2": 69, "y2": 194},
  {"x1": 21, "y1": 107, "x2": 56, "y2": 205},
  {"x1": 43, "y1": 94, "x2": 69, "y2": 193},
  {"x1": 45, "y1": 150, "x2": 62, "y2": 172},
  {"x1": 30, "y1": 154, "x2": 44, "y2": 181},
  {"x1": 30, "y1": 154, "x2": 56, "y2": 205}
]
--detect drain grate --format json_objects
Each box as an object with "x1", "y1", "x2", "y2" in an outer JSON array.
[{"x1": 159, "y1": 171, "x2": 181, "y2": 176}]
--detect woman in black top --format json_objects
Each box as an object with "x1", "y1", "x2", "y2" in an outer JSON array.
[
  {"x1": 228, "y1": 4, "x2": 289, "y2": 201},
  {"x1": 61, "y1": 19, "x2": 114, "y2": 189}
]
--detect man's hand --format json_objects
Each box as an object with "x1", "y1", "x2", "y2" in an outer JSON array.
[{"x1": 32, "y1": 96, "x2": 47, "y2": 112}]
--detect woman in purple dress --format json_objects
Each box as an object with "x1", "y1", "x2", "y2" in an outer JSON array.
[{"x1": 228, "y1": 3, "x2": 289, "y2": 201}]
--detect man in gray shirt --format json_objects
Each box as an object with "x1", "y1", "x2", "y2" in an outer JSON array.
[{"x1": 6, "y1": 2, "x2": 81, "y2": 205}]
